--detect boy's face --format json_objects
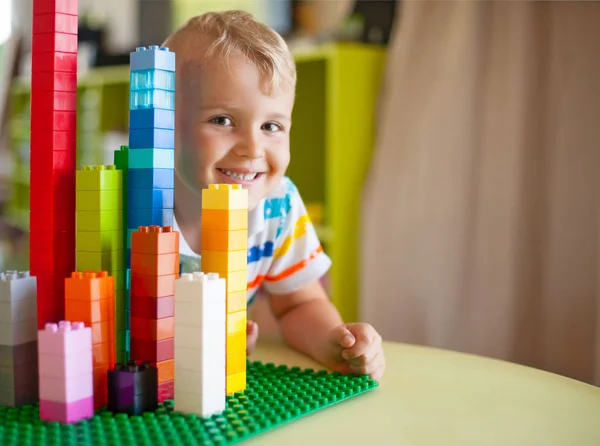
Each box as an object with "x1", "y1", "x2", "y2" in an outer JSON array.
[{"x1": 176, "y1": 51, "x2": 294, "y2": 211}]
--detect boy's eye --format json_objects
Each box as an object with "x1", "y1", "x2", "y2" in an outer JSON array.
[
  {"x1": 210, "y1": 116, "x2": 233, "y2": 126},
  {"x1": 262, "y1": 122, "x2": 282, "y2": 132}
]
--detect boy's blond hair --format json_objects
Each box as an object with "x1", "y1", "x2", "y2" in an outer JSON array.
[{"x1": 163, "y1": 10, "x2": 296, "y2": 90}]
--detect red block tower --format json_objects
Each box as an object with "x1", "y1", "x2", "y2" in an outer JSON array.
[
  {"x1": 30, "y1": 0, "x2": 78, "y2": 328},
  {"x1": 130, "y1": 226, "x2": 178, "y2": 402}
]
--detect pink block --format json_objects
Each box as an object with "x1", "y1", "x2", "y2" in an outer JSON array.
[
  {"x1": 39, "y1": 396, "x2": 94, "y2": 424},
  {"x1": 38, "y1": 321, "x2": 92, "y2": 356},
  {"x1": 39, "y1": 370, "x2": 93, "y2": 403},
  {"x1": 38, "y1": 348, "x2": 92, "y2": 378}
]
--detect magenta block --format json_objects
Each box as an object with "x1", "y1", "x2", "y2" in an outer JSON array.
[
  {"x1": 39, "y1": 396, "x2": 94, "y2": 424},
  {"x1": 38, "y1": 321, "x2": 92, "y2": 356}
]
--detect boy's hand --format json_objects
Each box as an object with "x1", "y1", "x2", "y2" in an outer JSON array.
[
  {"x1": 328, "y1": 323, "x2": 385, "y2": 382},
  {"x1": 246, "y1": 320, "x2": 259, "y2": 355}
]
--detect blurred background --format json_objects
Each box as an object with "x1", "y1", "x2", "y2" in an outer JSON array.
[{"x1": 1, "y1": 1, "x2": 600, "y2": 387}]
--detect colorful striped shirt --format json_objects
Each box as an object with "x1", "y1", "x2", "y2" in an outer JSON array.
[{"x1": 175, "y1": 176, "x2": 331, "y2": 303}]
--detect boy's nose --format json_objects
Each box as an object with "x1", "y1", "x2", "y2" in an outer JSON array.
[{"x1": 235, "y1": 134, "x2": 264, "y2": 159}]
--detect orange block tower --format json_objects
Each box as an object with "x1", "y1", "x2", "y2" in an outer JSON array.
[
  {"x1": 64, "y1": 271, "x2": 115, "y2": 409},
  {"x1": 201, "y1": 184, "x2": 248, "y2": 395},
  {"x1": 130, "y1": 226, "x2": 179, "y2": 402}
]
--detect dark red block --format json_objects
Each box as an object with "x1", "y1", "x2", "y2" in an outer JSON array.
[
  {"x1": 30, "y1": 229, "x2": 74, "y2": 252},
  {"x1": 31, "y1": 71, "x2": 76, "y2": 92},
  {"x1": 33, "y1": 0, "x2": 78, "y2": 15},
  {"x1": 30, "y1": 186, "x2": 75, "y2": 212},
  {"x1": 36, "y1": 291, "x2": 64, "y2": 329},
  {"x1": 32, "y1": 271, "x2": 70, "y2": 298},
  {"x1": 30, "y1": 130, "x2": 76, "y2": 151},
  {"x1": 30, "y1": 210, "x2": 75, "y2": 233},
  {"x1": 30, "y1": 109, "x2": 75, "y2": 132},
  {"x1": 130, "y1": 338, "x2": 174, "y2": 363},
  {"x1": 30, "y1": 250, "x2": 75, "y2": 273},
  {"x1": 158, "y1": 380, "x2": 173, "y2": 403},
  {"x1": 33, "y1": 13, "x2": 78, "y2": 35},
  {"x1": 30, "y1": 149, "x2": 76, "y2": 171},
  {"x1": 31, "y1": 91, "x2": 76, "y2": 111},
  {"x1": 31, "y1": 52, "x2": 77, "y2": 73},
  {"x1": 130, "y1": 295, "x2": 174, "y2": 320},
  {"x1": 32, "y1": 32, "x2": 77, "y2": 54},
  {"x1": 30, "y1": 169, "x2": 74, "y2": 191}
]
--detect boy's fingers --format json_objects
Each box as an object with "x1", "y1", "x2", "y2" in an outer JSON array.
[
  {"x1": 349, "y1": 350, "x2": 385, "y2": 377},
  {"x1": 344, "y1": 339, "x2": 380, "y2": 365},
  {"x1": 329, "y1": 325, "x2": 355, "y2": 349},
  {"x1": 342, "y1": 325, "x2": 378, "y2": 360}
]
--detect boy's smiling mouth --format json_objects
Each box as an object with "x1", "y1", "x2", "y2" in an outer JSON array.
[{"x1": 216, "y1": 168, "x2": 264, "y2": 183}]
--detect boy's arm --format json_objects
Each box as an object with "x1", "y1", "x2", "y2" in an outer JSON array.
[{"x1": 267, "y1": 280, "x2": 386, "y2": 380}]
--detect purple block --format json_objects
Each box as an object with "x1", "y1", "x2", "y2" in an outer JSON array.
[{"x1": 39, "y1": 395, "x2": 94, "y2": 424}]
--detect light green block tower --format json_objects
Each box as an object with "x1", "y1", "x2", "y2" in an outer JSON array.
[{"x1": 75, "y1": 165, "x2": 126, "y2": 362}]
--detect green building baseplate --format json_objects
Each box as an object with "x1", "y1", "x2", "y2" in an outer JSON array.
[{"x1": 0, "y1": 360, "x2": 378, "y2": 445}]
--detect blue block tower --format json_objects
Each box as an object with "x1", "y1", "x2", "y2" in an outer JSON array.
[{"x1": 127, "y1": 45, "x2": 176, "y2": 252}]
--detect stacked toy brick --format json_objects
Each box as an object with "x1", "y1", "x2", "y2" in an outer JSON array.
[
  {"x1": 108, "y1": 360, "x2": 158, "y2": 416},
  {"x1": 113, "y1": 146, "x2": 131, "y2": 361},
  {"x1": 0, "y1": 271, "x2": 38, "y2": 407},
  {"x1": 174, "y1": 272, "x2": 226, "y2": 417},
  {"x1": 30, "y1": 0, "x2": 78, "y2": 328},
  {"x1": 65, "y1": 271, "x2": 115, "y2": 409},
  {"x1": 38, "y1": 321, "x2": 93, "y2": 424},
  {"x1": 76, "y1": 165, "x2": 126, "y2": 363},
  {"x1": 130, "y1": 226, "x2": 178, "y2": 402},
  {"x1": 201, "y1": 184, "x2": 249, "y2": 395},
  {"x1": 127, "y1": 45, "x2": 175, "y2": 268}
]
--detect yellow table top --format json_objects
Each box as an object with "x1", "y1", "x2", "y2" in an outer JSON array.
[{"x1": 248, "y1": 338, "x2": 600, "y2": 445}]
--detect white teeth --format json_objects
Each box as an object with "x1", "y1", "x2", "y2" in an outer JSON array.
[{"x1": 222, "y1": 170, "x2": 257, "y2": 181}]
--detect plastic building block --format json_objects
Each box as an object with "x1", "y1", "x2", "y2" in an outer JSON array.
[
  {"x1": 33, "y1": 13, "x2": 78, "y2": 35},
  {"x1": 130, "y1": 226, "x2": 179, "y2": 254},
  {"x1": 202, "y1": 229, "x2": 248, "y2": 252},
  {"x1": 29, "y1": 149, "x2": 76, "y2": 171},
  {"x1": 76, "y1": 230, "x2": 123, "y2": 252},
  {"x1": 76, "y1": 210, "x2": 123, "y2": 232},
  {"x1": 108, "y1": 360, "x2": 158, "y2": 415},
  {"x1": 129, "y1": 108, "x2": 175, "y2": 130},
  {"x1": 76, "y1": 189, "x2": 122, "y2": 211},
  {"x1": 130, "y1": 46, "x2": 175, "y2": 72},
  {"x1": 201, "y1": 184, "x2": 249, "y2": 211},
  {"x1": 30, "y1": 90, "x2": 76, "y2": 111},
  {"x1": 128, "y1": 148, "x2": 174, "y2": 169},
  {"x1": 38, "y1": 321, "x2": 94, "y2": 423},
  {"x1": 33, "y1": 0, "x2": 78, "y2": 15},
  {"x1": 30, "y1": 108, "x2": 76, "y2": 131},
  {"x1": 76, "y1": 165, "x2": 122, "y2": 191},
  {"x1": 130, "y1": 252, "x2": 179, "y2": 277},
  {"x1": 130, "y1": 70, "x2": 175, "y2": 92},
  {"x1": 201, "y1": 250, "x2": 247, "y2": 272},
  {"x1": 64, "y1": 272, "x2": 115, "y2": 409},
  {"x1": 127, "y1": 208, "x2": 173, "y2": 228},
  {"x1": 174, "y1": 272, "x2": 226, "y2": 417},
  {"x1": 128, "y1": 188, "x2": 174, "y2": 209},
  {"x1": 128, "y1": 168, "x2": 174, "y2": 189},
  {"x1": 201, "y1": 209, "x2": 249, "y2": 231},
  {"x1": 0, "y1": 342, "x2": 37, "y2": 368},
  {"x1": 30, "y1": 129, "x2": 76, "y2": 150},
  {"x1": 0, "y1": 360, "x2": 378, "y2": 443},
  {"x1": 32, "y1": 71, "x2": 76, "y2": 92},
  {"x1": 32, "y1": 32, "x2": 77, "y2": 54},
  {"x1": 31, "y1": 51, "x2": 77, "y2": 73},
  {"x1": 75, "y1": 250, "x2": 124, "y2": 272},
  {"x1": 128, "y1": 128, "x2": 174, "y2": 149},
  {"x1": 130, "y1": 90, "x2": 175, "y2": 111},
  {"x1": 130, "y1": 337, "x2": 173, "y2": 362}
]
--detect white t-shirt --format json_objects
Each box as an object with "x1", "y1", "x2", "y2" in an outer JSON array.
[{"x1": 175, "y1": 176, "x2": 332, "y2": 304}]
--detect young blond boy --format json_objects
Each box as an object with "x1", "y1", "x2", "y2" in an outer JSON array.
[{"x1": 163, "y1": 10, "x2": 385, "y2": 381}]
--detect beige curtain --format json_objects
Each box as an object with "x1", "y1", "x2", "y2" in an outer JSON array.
[{"x1": 360, "y1": 0, "x2": 600, "y2": 385}]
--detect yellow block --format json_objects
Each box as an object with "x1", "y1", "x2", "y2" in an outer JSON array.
[
  {"x1": 227, "y1": 330, "x2": 246, "y2": 355},
  {"x1": 212, "y1": 270, "x2": 247, "y2": 293},
  {"x1": 201, "y1": 228, "x2": 247, "y2": 251},
  {"x1": 201, "y1": 210, "x2": 248, "y2": 231},
  {"x1": 202, "y1": 184, "x2": 248, "y2": 210},
  {"x1": 201, "y1": 250, "x2": 247, "y2": 272},
  {"x1": 226, "y1": 371, "x2": 246, "y2": 395},
  {"x1": 227, "y1": 290, "x2": 247, "y2": 313},
  {"x1": 227, "y1": 310, "x2": 246, "y2": 334},
  {"x1": 227, "y1": 351, "x2": 246, "y2": 375}
]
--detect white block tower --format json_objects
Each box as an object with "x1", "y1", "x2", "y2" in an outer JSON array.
[{"x1": 174, "y1": 272, "x2": 226, "y2": 417}]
